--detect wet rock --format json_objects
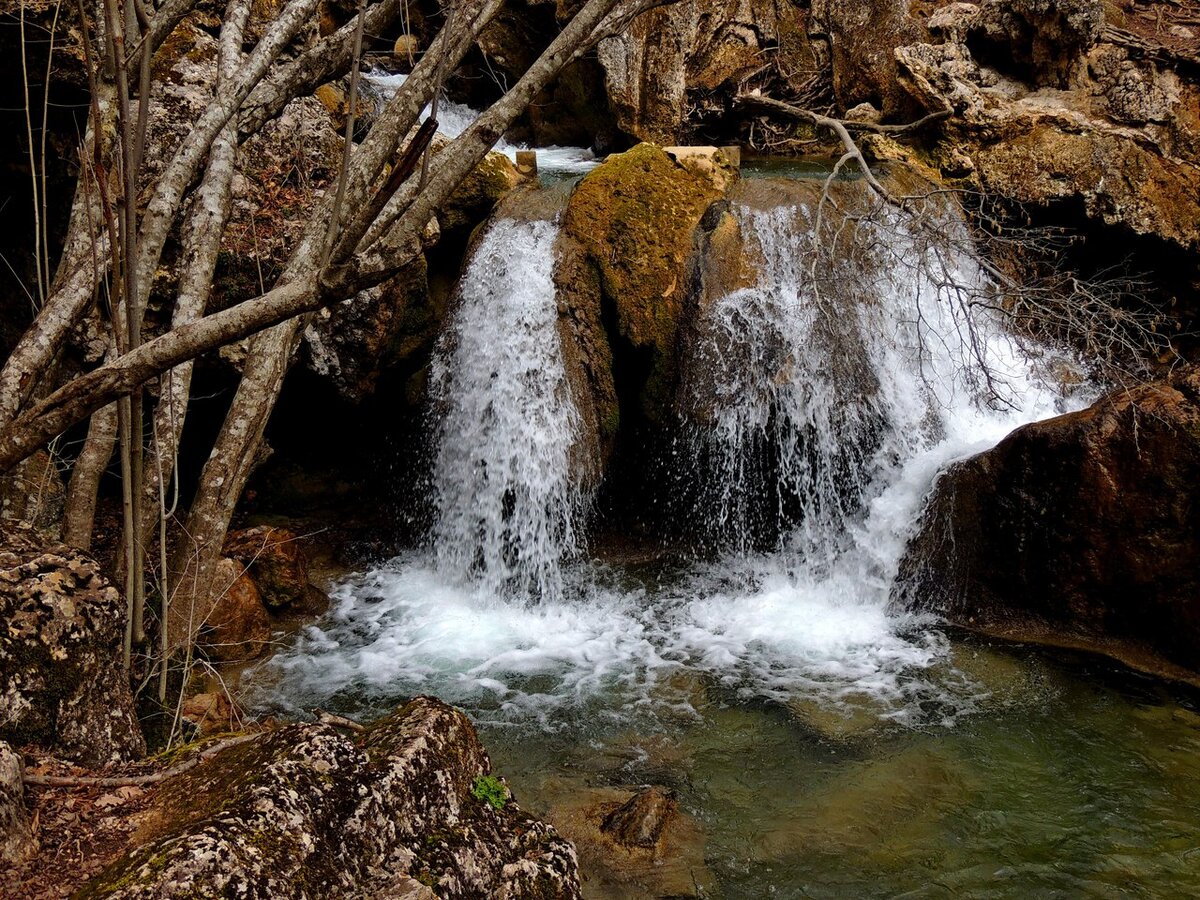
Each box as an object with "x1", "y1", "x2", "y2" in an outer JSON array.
[
  {"x1": 179, "y1": 691, "x2": 241, "y2": 737},
  {"x1": 549, "y1": 783, "x2": 712, "y2": 899},
  {"x1": 223, "y1": 525, "x2": 329, "y2": 611},
  {"x1": 898, "y1": 367, "x2": 1200, "y2": 678},
  {"x1": 438, "y1": 145, "x2": 525, "y2": 237},
  {"x1": 786, "y1": 695, "x2": 885, "y2": 744},
  {"x1": 556, "y1": 143, "x2": 737, "y2": 465},
  {"x1": 601, "y1": 786, "x2": 676, "y2": 848},
  {"x1": 0, "y1": 740, "x2": 35, "y2": 865},
  {"x1": 0, "y1": 524, "x2": 145, "y2": 766},
  {"x1": 83, "y1": 697, "x2": 581, "y2": 898},
  {"x1": 200, "y1": 558, "x2": 271, "y2": 663}
]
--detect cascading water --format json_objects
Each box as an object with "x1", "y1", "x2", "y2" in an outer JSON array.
[
  {"x1": 244, "y1": 180, "x2": 1200, "y2": 899},
  {"x1": 249, "y1": 187, "x2": 1077, "y2": 727},
  {"x1": 429, "y1": 218, "x2": 586, "y2": 601},
  {"x1": 363, "y1": 71, "x2": 599, "y2": 176}
]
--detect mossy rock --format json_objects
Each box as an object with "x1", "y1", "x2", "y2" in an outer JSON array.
[{"x1": 556, "y1": 143, "x2": 736, "y2": 457}]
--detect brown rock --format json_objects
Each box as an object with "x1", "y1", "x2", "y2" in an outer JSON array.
[
  {"x1": 223, "y1": 525, "x2": 327, "y2": 611},
  {"x1": 548, "y1": 782, "x2": 712, "y2": 898},
  {"x1": 600, "y1": 786, "x2": 677, "y2": 848},
  {"x1": 202, "y1": 558, "x2": 272, "y2": 662},
  {"x1": 897, "y1": 367, "x2": 1200, "y2": 678},
  {"x1": 180, "y1": 691, "x2": 241, "y2": 736}
]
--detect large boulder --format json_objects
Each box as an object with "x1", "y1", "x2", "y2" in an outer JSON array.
[
  {"x1": 897, "y1": 367, "x2": 1200, "y2": 679},
  {"x1": 82, "y1": 698, "x2": 582, "y2": 899},
  {"x1": 0, "y1": 525, "x2": 145, "y2": 766},
  {"x1": 555, "y1": 144, "x2": 737, "y2": 464}
]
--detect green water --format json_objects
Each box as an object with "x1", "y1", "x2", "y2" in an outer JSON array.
[{"x1": 477, "y1": 637, "x2": 1200, "y2": 899}]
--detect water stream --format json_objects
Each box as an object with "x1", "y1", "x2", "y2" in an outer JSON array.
[{"x1": 246, "y1": 185, "x2": 1200, "y2": 896}]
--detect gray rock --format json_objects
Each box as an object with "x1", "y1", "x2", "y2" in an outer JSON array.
[
  {"x1": 0, "y1": 524, "x2": 145, "y2": 766},
  {"x1": 82, "y1": 698, "x2": 582, "y2": 899}
]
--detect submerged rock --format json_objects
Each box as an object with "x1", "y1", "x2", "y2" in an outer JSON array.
[
  {"x1": 898, "y1": 367, "x2": 1200, "y2": 680},
  {"x1": 83, "y1": 697, "x2": 582, "y2": 898},
  {"x1": 549, "y1": 783, "x2": 712, "y2": 899},
  {"x1": 0, "y1": 525, "x2": 145, "y2": 766}
]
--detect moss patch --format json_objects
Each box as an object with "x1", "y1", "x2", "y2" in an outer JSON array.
[{"x1": 561, "y1": 144, "x2": 733, "y2": 424}]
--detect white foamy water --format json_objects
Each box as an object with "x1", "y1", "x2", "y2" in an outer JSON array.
[
  {"x1": 365, "y1": 71, "x2": 599, "y2": 176},
  {"x1": 429, "y1": 218, "x2": 586, "y2": 601},
  {"x1": 247, "y1": 197, "x2": 1087, "y2": 730}
]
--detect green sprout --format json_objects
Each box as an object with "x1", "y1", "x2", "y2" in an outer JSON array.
[{"x1": 470, "y1": 774, "x2": 509, "y2": 810}]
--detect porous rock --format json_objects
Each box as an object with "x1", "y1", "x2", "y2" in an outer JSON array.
[
  {"x1": 0, "y1": 740, "x2": 35, "y2": 865},
  {"x1": 82, "y1": 697, "x2": 582, "y2": 899},
  {"x1": 0, "y1": 524, "x2": 145, "y2": 766}
]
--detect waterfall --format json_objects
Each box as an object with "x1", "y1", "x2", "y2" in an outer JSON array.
[
  {"x1": 681, "y1": 200, "x2": 1066, "y2": 561},
  {"x1": 249, "y1": 182, "x2": 1081, "y2": 729},
  {"x1": 429, "y1": 218, "x2": 587, "y2": 601}
]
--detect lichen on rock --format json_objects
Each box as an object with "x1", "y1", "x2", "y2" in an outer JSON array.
[
  {"x1": 81, "y1": 698, "x2": 582, "y2": 899},
  {"x1": 0, "y1": 525, "x2": 145, "y2": 767}
]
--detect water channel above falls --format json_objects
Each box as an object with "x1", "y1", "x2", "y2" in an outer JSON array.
[{"x1": 243, "y1": 165, "x2": 1200, "y2": 896}]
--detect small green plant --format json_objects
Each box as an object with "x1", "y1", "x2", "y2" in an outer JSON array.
[{"x1": 470, "y1": 775, "x2": 508, "y2": 810}]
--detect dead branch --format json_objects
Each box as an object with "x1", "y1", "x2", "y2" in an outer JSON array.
[{"x1": 22, "y1": 733, "x2": 259, "y2": 788}]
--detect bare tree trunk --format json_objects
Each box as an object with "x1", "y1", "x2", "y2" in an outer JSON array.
[
  {"x1": 140, "y1": 0, "x2": 250, "y2": 536},
  {"x1": 62, "y1": 400, "x2": 118, "y2": 549},
  {"x1": 0, "y1": 86, "x2": 116, "y2": 428}
]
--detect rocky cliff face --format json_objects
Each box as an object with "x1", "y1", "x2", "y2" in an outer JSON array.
[{"x1": 897, "y1": 367, "x2": 1200, "y2": 680}]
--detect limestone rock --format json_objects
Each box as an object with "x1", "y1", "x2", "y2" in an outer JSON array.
[
  {"x1": 811, "y1": 0, "x2": 925, "y2": 116},
  {"x1": 555, "y1": 143, "x2": 736, "y2": 467},
  {"x1": 0, "y1": 741, "x2": 35, "y2": 865},
  {"x1": 597, "y1": 0, "x2": 794, "y2": 142},
  {"x1": 0, "y1": 524, "x2": 145, "y2": 765},
  {"x1": 83, "y1": 698, "x2": 582, "y2": 899},
  {"x1": 893, "y1": 2, "x2": 1200, "y2": 251},
  {"x1": 223, "y1": 525, "x2": 328, "y2": 611},
  {"x1": 202, "y1": 558, "x2": 272, "y2": 663},
  {"x1": 897, "y1": 367, "x2": 1200, "y2": 677}
]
